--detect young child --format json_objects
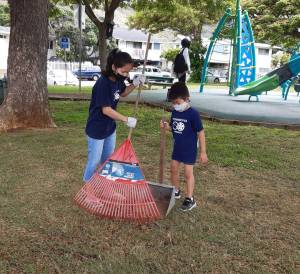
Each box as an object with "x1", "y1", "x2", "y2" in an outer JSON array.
[{"x1": 161, "y1": 82, "x2": 208, "y2": 211}]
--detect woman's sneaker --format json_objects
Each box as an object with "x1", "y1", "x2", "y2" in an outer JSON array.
[
  {"x1": 181, "y1": 197, "x2": 196, "y2": 211},
  {"x1": 174, "y1": 189, "x2": 181, "y2": 199}
]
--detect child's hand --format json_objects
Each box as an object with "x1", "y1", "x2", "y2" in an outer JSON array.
[
  {"x1": 160, "y1": 120, "x2": 169, "y2": 130},
  {"x1": 199, "y1": 152, "x2": 208, "y2": 165}
]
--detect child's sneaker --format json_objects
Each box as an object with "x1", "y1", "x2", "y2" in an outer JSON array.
[
  {"x1": 180, "y1": 197, "x2": 196, "y2": 211},
  {"x1": 174, "y1": 189, "x2": 181, "y2": 199}
]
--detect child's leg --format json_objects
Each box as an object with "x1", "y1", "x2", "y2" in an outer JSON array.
[
  {"x1": 184, "y1": 164, "x2": 195, "y2": 198},
  {"x1": 171, "y1": 160, "x2": 180, "y2": 190}
]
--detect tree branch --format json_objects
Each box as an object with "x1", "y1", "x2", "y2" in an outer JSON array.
[
  {"x1": 105, "y1": 0, "x2": 108, "y2": 13},
  {"x1": 106, "y1": 0, "x2": 121, "y2": 21},
  {"x1": 82, "y1": 0, "x2": 103, "y2": 28}
]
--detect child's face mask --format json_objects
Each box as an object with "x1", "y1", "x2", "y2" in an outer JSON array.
[{"x1": 173, "y1": 101, "x2": 188, "y2": 112}]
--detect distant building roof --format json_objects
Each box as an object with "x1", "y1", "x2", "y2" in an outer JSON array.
[{"x1": 113, "y1": 27, "x2": 161, "y2": 43}]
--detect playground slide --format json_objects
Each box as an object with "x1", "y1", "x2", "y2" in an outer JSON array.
[{"x1": 234, "y1": 55, "x2": 300, "y2": 96}]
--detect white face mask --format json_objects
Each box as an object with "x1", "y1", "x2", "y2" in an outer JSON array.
[{"x1": 173, "y1": 102, "x2": 188, "y2": 112}]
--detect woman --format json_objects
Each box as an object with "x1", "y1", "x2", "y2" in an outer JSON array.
[
  {"x1": 177, "y1": 38, "x2": 191, "y2": 83},
  {"x1": 83, "y1": 49, "x2": 145, "y2": 182}
]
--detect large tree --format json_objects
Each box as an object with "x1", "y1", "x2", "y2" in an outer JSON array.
[
  {"x1": 0, "y1": 0, "x2": 55, "y2": 131},
  {"x1": 243, "y1": 0, "x2": 300, "y2": 48}
]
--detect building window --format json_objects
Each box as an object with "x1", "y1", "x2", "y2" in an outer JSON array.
[
  {"x1": 126, "y1": 41, "x2": 142, "y2": 49},
  {"x1": 153, "y1": 43, "x2": 160, "y2": 50},
  {"x1": 133, "y1": 42, "x2": 142, "y2": 49},
  {"x1": 259, "y1": 67, "x2": 270, "y2": 74},
  {"x1": 258, "y1": 48, "x2": 269, "y2": 55},
  {"x1": 126, "y1": 41, "x2": 132, "y2": 48},
  {"x1": 214, "y1": 44, "x2": 230, "y2": 54}
]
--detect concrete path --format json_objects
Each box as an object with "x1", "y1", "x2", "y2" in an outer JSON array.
[
  {"x1": 123, "y1": 88, "x2": 300, "y2": 129},
  {"x1": 49, "y1": 87, "x2": 300, "y2": 129}
]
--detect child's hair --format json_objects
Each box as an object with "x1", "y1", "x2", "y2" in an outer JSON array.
[
  {"x1": 102, "y1": 48, "x2": 133, "y2": 77},
  {"x1": 167, "y1": 82, "x2": 190, "y2": 101}
]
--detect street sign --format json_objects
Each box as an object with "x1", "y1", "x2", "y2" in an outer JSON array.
[{"x1": 60, "y1": 37, "x2": 70, "y2": 51}]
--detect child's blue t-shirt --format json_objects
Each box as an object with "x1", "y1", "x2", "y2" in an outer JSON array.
[
  {"x1": 170, "y1": 107, "x2": 203, "y2": 164},
  {"x1": 85, "y1": 75, "x2": 126, "y2": 139}
]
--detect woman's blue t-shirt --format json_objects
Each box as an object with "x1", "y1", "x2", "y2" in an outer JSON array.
[
  {"x1": 85, "y1": 75, "x2": 126, "y2": 139},
  {"x1": 170, "y1": 107, "x2": 203, "y2": 164}
]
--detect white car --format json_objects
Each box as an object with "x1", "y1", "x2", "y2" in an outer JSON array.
[
  {"x1": 206, "y1": 71, "x2": 228, "y2": 83},
  {"x1": 129, "y1": 65, "x2": 172, "y2": 80},
  {"x1": 47, "y1": 69, "x2": 79, "y2": 86}
]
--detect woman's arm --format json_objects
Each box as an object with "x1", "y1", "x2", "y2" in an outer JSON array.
[
  {"x1": 102, "y1": 106, "x2": 128, "y2": 123},
  {"x1": 120, "y1": 84, "x2": 135, "y2": 97}
]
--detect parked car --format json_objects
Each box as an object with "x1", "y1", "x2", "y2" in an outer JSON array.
[
  {"x1": 73, "y1": 67, "x2": 101, "y2": 81},
  {"x1": 47, "y1": 69, "x2": 79, "y2": 86},
  {"x1": 206, "y1": 71, "x2": 228, "y2": 83},
  {"x1": 129, "y1": 65, "x2": 172, "y2": 81}
]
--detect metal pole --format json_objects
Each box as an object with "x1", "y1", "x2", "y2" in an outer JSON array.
[
  {"x1": 78, "y1": 3, "x2": 82, "y2": 93},
  {"x1": 65, "y1": 48, "x2": 67, "y2": 85}
]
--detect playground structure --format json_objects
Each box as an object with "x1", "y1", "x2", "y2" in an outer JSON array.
[
  {"x1": 280, "y1": 44, "x2": 300, "y2": 100},
  {"x1": 200, "y1": 0, "x2": 300, "y2": 101}
]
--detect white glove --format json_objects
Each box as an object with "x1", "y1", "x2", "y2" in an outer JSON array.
[
  {"x1": 132, "y1": 74, "x2": 146, "y2": 87},
  {"x1": 126, "y1": 117, "x2": 137, "y2": 128}
]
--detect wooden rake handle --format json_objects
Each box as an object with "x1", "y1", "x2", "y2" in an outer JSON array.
[
  {"x1": 127, "y1": 33, "x2": 152, "y2": 140},
  {"x1": 159, "y1": 112, "x2": 166, "y2": 184}
]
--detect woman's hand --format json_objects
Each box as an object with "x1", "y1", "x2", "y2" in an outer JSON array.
[
  {"x1": 126, "y1": 117, "x2": 137, "y2": 128},
  {"x1": 133, "y1": 74, "x2": 146, "y2": 87}
]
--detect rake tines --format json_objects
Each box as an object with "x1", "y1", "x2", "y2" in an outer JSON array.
[{"x1": 74, "y1": 173, "x2": 161, "y2": 223}]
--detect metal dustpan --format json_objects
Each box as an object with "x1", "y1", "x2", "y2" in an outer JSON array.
[{"x1": 147, "y1": 181, "x2": 175, "y2": 216}]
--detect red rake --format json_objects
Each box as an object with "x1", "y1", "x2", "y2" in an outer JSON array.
[{"x1": 74, "y1": 139, "x2": 161, "y2": 223}]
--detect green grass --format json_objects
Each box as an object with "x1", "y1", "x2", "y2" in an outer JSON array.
[
  {"x1": 0, "y1": 101, "x2": 299, "y2": 273},
  {"x1": 48, "y1": 85, "x2": 92, "y2": 94}
]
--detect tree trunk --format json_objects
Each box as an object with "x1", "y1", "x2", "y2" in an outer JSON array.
[
  {"x1": 98, "y1": 24, "x2": 108, "y2": 71},
  {"x1": 0, "y1": 0, "x2": 55, "y2": 132}
]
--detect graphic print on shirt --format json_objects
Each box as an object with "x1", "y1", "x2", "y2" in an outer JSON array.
[
  {"x1": 172, "y1": 118, "x2": 187, "y2": 134},
  {"x1": 114, "y1": 91, "x2": 120, "y2": 101}
]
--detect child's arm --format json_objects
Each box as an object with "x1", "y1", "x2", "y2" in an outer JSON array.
[{"x1": 198, "y1": 129, "x2": 208, "y2": 164}]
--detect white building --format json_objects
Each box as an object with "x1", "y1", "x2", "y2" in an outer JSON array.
[
  {"x1": 0, "y1": 26, "x2": 57, "y2": 77},
  {"x1": 202, "y1": 24, "x2": 274, "y2": 78},
  {"x1": 113, "y1": 27, "x2": 181, "y2": 68},
  {"x1": 0, "y1": 26, "x2": 9, "y2": 77}
]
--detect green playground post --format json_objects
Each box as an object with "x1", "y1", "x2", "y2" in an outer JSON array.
[{"x1": 199, "y1": 8, "x2": 232, "y2": 93}]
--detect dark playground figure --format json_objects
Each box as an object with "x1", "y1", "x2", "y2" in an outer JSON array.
[{"x1": 173, "y1": 38, "x2": 191, "y2": 83}]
